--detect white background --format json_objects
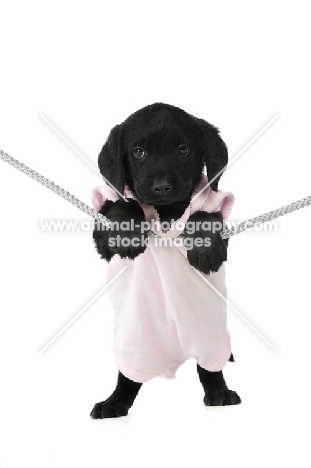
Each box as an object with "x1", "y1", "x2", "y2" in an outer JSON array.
[{"x1": 0, "y1": 1, "x2": 310, "y2": 467}]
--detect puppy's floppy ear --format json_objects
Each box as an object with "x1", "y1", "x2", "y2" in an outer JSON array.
[
  {"x1": 98, "y1": 123, "x2": 125, "y2": 195},
  {"x1": 194, "y1": 118, "x2": 228, "y2": 191}
]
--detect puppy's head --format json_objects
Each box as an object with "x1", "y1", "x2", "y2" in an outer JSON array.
[{"x1": 98, "y1": 103, "x2": 228, "y2": 205}]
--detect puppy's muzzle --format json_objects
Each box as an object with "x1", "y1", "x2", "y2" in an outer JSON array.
[{"x1": 152, "y1": 180, "x2": 172, "y2": 197}]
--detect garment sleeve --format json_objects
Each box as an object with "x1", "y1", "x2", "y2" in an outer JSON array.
[
  {"x1": 92, "y1": 184, "x2": 120, "y2": 211},
  {"x1": 216, "y1": 192, "x2": 235, "y2": 219},
  {"x1": 201, "y1": 190, "x2": 235, "y2": 219}
]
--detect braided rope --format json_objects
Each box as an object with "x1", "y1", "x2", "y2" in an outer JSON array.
[
  {"x1": 0, "y1": 149, "x2": 112, "y2": 228},
  {"x1": 221, "y1": 196, "x2": 311, "y2": 239},
  {"x1": 1, "y1": 149, "x2": 310, "y2": 239}
]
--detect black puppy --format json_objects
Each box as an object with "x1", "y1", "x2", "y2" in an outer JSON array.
[{"x1": 91, "y1": 103, "x2": 241, "y2": 419}]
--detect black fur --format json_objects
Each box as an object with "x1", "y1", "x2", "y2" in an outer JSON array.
[
  {"x1": 90, "y1": 372, "x2": 142, "y2": 419},
  {"x1": 91, "y1": 103, "x2": 240, "y2": 418}
]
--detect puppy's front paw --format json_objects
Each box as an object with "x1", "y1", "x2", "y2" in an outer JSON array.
[
  {"x1": 104, "y1": 198, "x2": 148, "y2": 260},
  {"x1": 203, "y1": 389, "x2": 241, "y2": 406},
  {"x1": 187, "y1": 234, "x2": 227, "y2": 274},
  {"x1": 108, "y1": 228, "x2": 148, "y2": 260},
  {"x1": 90, "y1": 399, "x2": 129, "y2": 419}
]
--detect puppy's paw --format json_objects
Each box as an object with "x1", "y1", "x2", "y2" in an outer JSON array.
[
  {"x1": 187, "y1": 235, "x2": 227, "y2": 274},
  {"x1": 203, "y1": 389, "x2": 241, "y2": 406},
  {"x1": 103, "y1": 198, "x2": 148, "y2": 260},
  {"x1": 108, "y1": 229, "x2": 148, "y2": 260},
  {"x1": 90, "y1": 399, "x2": 129, "y2": 419}
]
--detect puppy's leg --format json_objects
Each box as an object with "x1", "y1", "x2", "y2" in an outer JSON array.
[
  {"x1": 197, "y1": 364, "x2": 241, "y2": 406},
  {"x1": 90, "y1": 371, "x2": 142, "y2": 419}
]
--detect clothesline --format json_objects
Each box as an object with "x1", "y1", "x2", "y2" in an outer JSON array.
[{"x1": 1, "y1": 149, "x2": 310, "y2": 239}]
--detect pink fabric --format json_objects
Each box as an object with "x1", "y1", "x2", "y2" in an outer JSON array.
[{"x1": 92, "y1": 176, "x2": 235, "y2": 383}]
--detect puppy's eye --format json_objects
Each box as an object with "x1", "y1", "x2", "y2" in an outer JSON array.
[
  {"x1": 133, "y1": 147, "x2": 145, "y2": 159},
  {"x1": 178, "y1": 144, "x2": 190, "y2": 156}
]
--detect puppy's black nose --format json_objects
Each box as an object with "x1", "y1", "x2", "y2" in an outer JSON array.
[{"x1": 152, "y1": 180, "x2": 172, "y2": 197}]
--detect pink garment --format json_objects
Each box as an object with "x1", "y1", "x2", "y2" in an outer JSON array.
[{"x1": 92, "y1": 175, "x2": 235, "y2": 383}]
